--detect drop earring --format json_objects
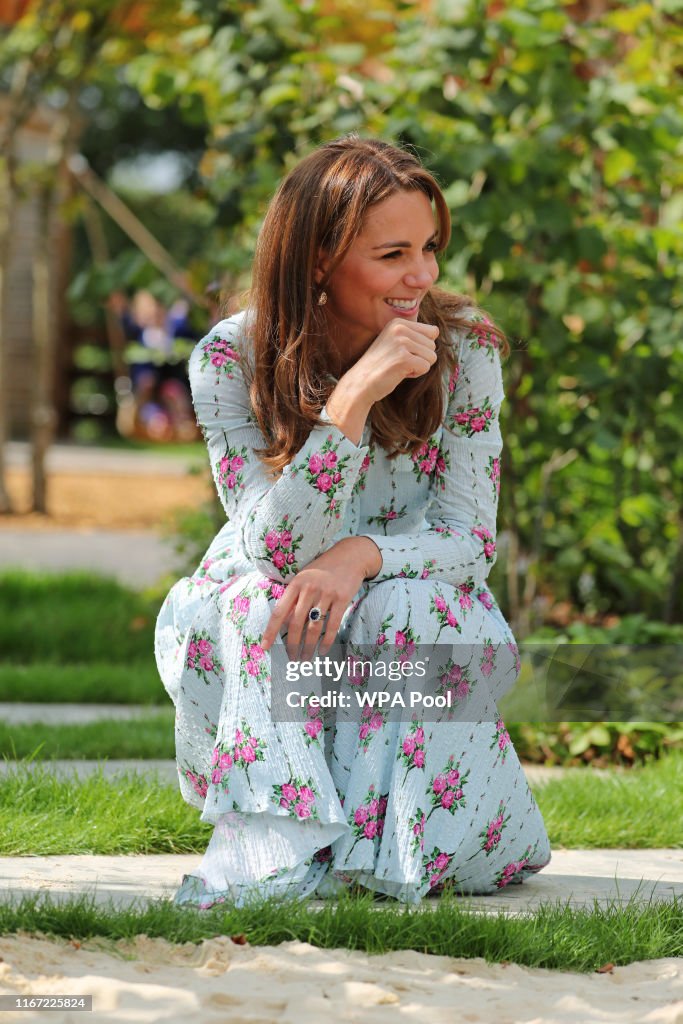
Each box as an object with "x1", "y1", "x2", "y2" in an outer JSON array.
[{"x1": 317, "y1": 290, "x2": 328, "y2": 306}]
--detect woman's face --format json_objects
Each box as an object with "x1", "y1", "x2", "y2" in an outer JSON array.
[{"x1": 318, "y1": 189, "x2": 440, "y2": 367}]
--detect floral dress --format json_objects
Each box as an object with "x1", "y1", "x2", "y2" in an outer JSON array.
[{"x1": 154, "y1": 309, "x2": 552, "y2": 907}]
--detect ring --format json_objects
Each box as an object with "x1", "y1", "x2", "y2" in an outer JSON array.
[{"x1": 308, "y1": 606, "x2": 323, "y2": 623}]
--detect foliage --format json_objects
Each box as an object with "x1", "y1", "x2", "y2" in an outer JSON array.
[
  {"x1": 4, "y1": 0, "x2": 682, "y2": 626},
  {"x1": 508, "y1": 720, "x2": 683, "y2": 768},
  {"x1": 112, "y1": 0, "x2": 683, "y2": 628}
]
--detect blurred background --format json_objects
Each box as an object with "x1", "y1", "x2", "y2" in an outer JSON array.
[{"x1": 0, "y1": 0, "x2": 681, "y2": 770}]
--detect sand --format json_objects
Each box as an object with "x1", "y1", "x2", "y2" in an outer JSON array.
[{"x1": 0, "y1": 933, "x2": 680, "y2": 1023}]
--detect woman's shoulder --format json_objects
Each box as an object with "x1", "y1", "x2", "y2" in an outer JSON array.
[{"x1": 188, "y1": 311, "x2": 255, "y2": 383}]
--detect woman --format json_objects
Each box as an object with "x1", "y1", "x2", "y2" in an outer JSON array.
[{"x1": 155, "y1": 135, "x2": 552, "y2": 907}]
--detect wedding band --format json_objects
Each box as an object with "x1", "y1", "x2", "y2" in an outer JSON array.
[{"x1": 308, "y1": 606, "x2": 323, "y2": 623}]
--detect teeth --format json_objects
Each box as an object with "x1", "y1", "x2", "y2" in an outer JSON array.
[{"x1": 386, "y1": 299, "x2": 417, "y2": 309}]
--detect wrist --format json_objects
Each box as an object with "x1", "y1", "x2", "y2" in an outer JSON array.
[
  {"x1": 342, "y1": 535, "x2": 382, "y2": 580},
  {"x1": 326, "y1": 376, "x2": 373, "y2": 447}
]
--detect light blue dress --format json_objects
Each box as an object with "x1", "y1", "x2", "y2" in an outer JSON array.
[{"x1": 154, "y1": 309, "x2": 552, "y2": 907}]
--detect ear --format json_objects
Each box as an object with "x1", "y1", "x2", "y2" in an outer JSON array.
[{"x1": 314, "y1": 248, "x2": 330, "y2": 285}]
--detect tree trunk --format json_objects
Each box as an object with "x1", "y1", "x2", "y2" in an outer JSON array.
[
  {"x1": 0, "y1": 158, "x2": 16, "y2": 514},
  {"x1": 30, "y1": 180, "x2": 55, "y2": 513}
]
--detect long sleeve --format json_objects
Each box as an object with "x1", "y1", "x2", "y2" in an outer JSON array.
[
  {"x1": 359, "y1": 316, "x2": 505, "y2": 589},
  {"x1": 190, "y1": 314, "x2": 370, "y2": 581}
]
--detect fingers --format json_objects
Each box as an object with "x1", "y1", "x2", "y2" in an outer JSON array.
[
  {"x1": 319, "y1": 606, "x2": 346, "y2": 658},
  {"x1": 261, "y1": 588, "x2": 297, "y2": 652},
  {"x1": 300, "y1": 609, "x2": 329, "y2": 662}
]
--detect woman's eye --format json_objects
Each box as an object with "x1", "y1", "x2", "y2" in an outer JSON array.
[
  {"x1": 424, "y1": 241, "x2": 438, "y2": 252},
  {"x1": 382, "y1": 250, "x2": 402, "y2": 260}
]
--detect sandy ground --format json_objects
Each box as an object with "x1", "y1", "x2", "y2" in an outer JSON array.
[
  {"x1": 2, "y1": 468, "x2": 212, "y2": 531},
  {"x1": 0, "y1": 933, "x2": 681, "y2": 1024}
]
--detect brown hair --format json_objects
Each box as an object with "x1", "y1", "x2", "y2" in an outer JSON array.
[{"x1": 243, "y1": 135, "x2": 508, "y2": 474}]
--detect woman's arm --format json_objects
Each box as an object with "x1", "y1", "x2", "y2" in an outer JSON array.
[
  {"x1": 190, "y1": 316, "x2": 372, "y2": 582},
  {"x1": 357, "y1": 317, "x2": 506, "y2": 589}
]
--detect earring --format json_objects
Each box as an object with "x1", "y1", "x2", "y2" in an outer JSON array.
[{"x1": 317, "y1": 290, "x2": 327, "y2": 306}]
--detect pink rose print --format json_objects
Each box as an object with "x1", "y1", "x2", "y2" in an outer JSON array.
[
  {"x1": 303, "y1": 705, "x2": 324, "y2": 746},
  {"x1": 238, "y1": 634, "x2": 270, "y2": 690},
  {"x1": 486, "y1": 455, "x2": 501, "y2": 499},
  {"x1": 471, "y1": 525, "x2": 497, "y2": 565},
  {"x1": 357, "y1": 705, "x2": 386, "y2": 753},
  {"x1": 397, "y1": 720, "x2": 423, "y2": 774},
  {"x1": 273, "y1": 776, "x2": 320, "y2": 820},
  {"x1": 429, "y1": 590, "x2": 462, "y2": 641},
  {"x1": 295, "y1": 435, "x2": 352, "y2": 519},
  {"x1": 490, "y1": 717, "x2": 511, "y2": 765},
  {"x1": 352, "y1": 446, "x2": 376, "y2": 496},
  {"x1": 215, "y1": 443, "x2": 248, "y2": 502},
  {"x1": 448, "y1": 396, "x2": 497, "y2": 437},
  {"x1": 184, "y1": 768, "x2": 209, "y2": 799},
  {"x1": 422, "y1": 846, "x2": 455, "y2": 889},
  {"x1": 199, "y1": 334, "x2": 241, "y2": 379},
  {"x1": 408, "y1": 436, "x2": 450, "y2": 490},
  {"x1": 448, "y1": 364, "x2": 460, "y2": 393},
  {"x1": 348, "y1": 785, "x2": 388, "y2": 853},
  {"x1": 479, "y1": 638, "x2": 497, "y2": 678},
  {"x1": 367, "y1": 502, "x2": 408, "y2": 535},
  {"x1": 186, "y1": 630, "x2": 224, "y2": 685},
  {"x1": 408, "y1": 808, "x2": 426, "y2": 855},
  {"x1": 465, "y1": 317, "x2": 500, "y2": 359},
  {"x1": 477, "y1": 799, "x2": 512, "y2": 856},
  {"x1": 259, "y1": 514, "x2": 303, "y2": 577},
  {"x1": 426, "y1": 754, "x2": 470, "y2": 821},
  {"x1": 494, "y1": 841, "x2": 545, "y2": 889}
]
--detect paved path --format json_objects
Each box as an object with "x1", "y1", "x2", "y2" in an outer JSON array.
[
  {"x1": 0, "y1": 850, "x2": 680, "y2": 915},
  {"x1": 0, "y1": 704, "x2": 170, "y2": 725},
  {"x1": 0, "y1": 527, "x2": 179, "y2": 587},
  {"x1": 4, "y1": 441, "x2": 204, "y2": 477}
]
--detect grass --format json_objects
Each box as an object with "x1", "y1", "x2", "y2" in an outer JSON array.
[
  {"x1": 0, "y1": 769, "x2": 212, "y2": 855},
  {"x1": 0, "y1": 662, "x2": 166, "y2": 705},
  {"x1": 0, "y1": 890, "x2": 680, "y2": 971},
  {"x1": 93, "y1": 437, "x2": 206, "y2": 459},
  {"x1": 0, "y1": 751, "x2": 680, "y2": 855},
  {"x1": 0, "y1": 712, "x2": 174, "y2": 760},
  {"x1": 0, "y1": 571, "x2": 159, "y2": 664}
]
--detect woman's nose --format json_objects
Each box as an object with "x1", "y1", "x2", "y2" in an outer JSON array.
[{"x1": 404, "y1": 263, "x2": 438, "y2": 288}]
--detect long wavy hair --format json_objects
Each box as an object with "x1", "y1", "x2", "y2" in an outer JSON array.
[{"x1": 243, "y1": 135, "x2": 509, "y2": 474}]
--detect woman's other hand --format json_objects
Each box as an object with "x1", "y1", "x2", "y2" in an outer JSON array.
[{"x1": 261, "y1": 536, "x2": 381, "y2": 660}]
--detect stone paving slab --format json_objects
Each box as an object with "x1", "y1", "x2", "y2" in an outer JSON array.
[
  {"x1": 4, "y1": 441, "x2": 204, "y2": 477},
  {"x1": 0, "y1": 850, "x2": 680, "y2": 915},
  {"x1": 0, "y1": 760, "x2": 179, "y2": 784},
  {"x1": 0, "y1": 704, "x2": 170, "y2": 726},
  {"x1": 0, "y1": 528, "x2": 178, "y2": 587}
]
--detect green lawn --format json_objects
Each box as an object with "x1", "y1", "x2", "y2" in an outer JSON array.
[
  {"x1": 0, "y1": 663, "x2": 166, "y2": 705},
  {"x1": 0, "y1": 571, "x2": 159, "y2": 664},
  {"x1": 0, "y1": 891, "x2": 680, "y2": 972},
  {"x1": 0, "y1": 750, "x2": 680, "y2": 855},
  {"x1": 0, "y1": 712, "x2": 174, "y2": 760}
]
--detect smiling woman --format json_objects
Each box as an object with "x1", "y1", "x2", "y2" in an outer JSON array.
[{"x1": 154, "y1": 134, "x2": 552, "y2": 909}]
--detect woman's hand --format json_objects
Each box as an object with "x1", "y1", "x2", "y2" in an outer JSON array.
[
  {"x1": 261, "y1": 537, "x2": 381, "y2": 661},
  {"x1": 343, "y1": 318, "x2": 439, "y2": 404}
]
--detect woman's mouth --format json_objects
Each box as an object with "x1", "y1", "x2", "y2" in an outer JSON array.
[{"x1": 385, "y1": 298, "x2": 420, "y2": 316}]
